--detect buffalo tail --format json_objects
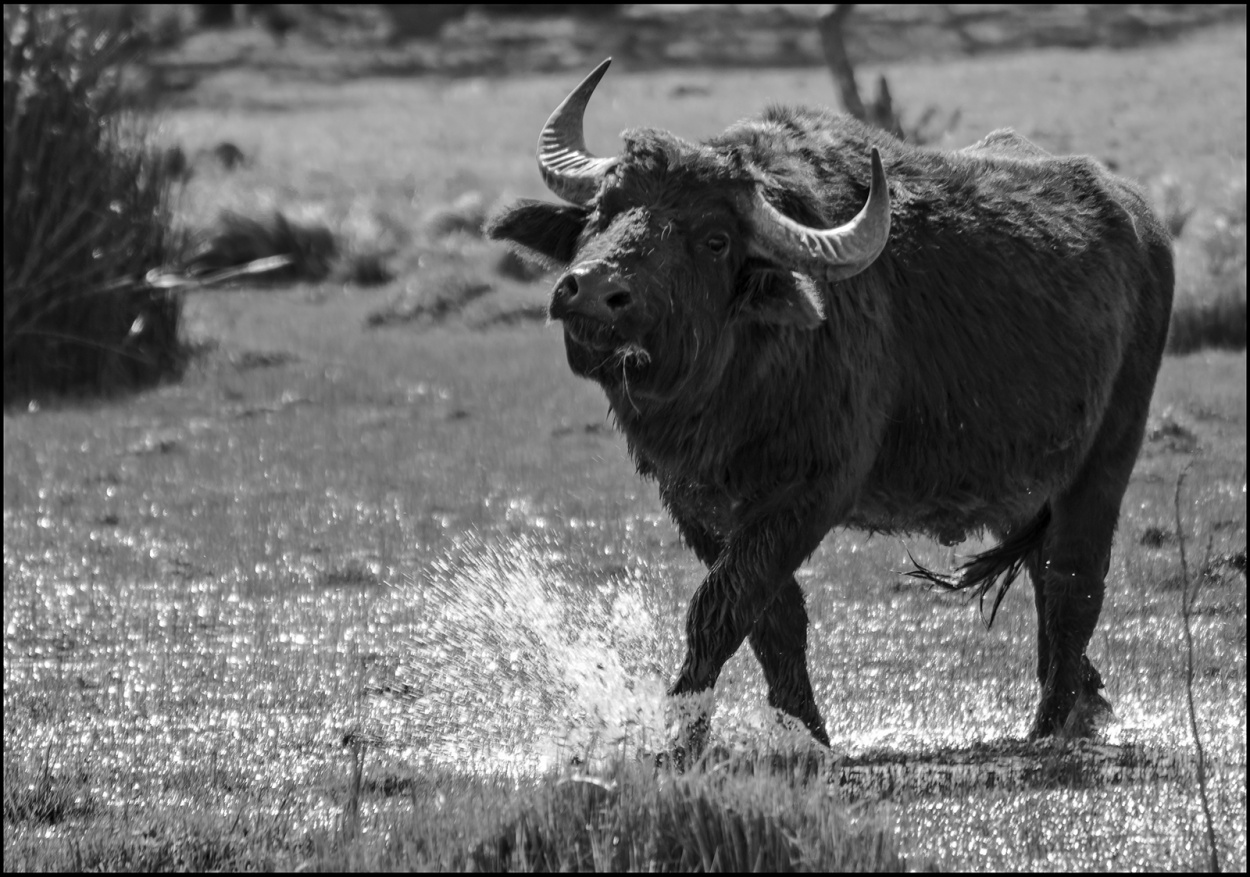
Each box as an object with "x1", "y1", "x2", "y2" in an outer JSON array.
[{"x1": 907, "y1": 504, "x2": 1052, "y2": 628}]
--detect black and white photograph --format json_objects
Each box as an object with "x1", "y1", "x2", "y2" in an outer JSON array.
[{"x1": 3, "y1": 4, "x2": 1245, "y2": 870}]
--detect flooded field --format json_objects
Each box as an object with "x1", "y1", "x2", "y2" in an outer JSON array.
[{"x1": 5, "y1": 26, "x2": 1247, "y2": 870}]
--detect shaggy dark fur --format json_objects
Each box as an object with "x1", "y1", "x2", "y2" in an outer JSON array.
[{"x1": 488, "y1": 101, "x2": 1174, "y2": 761}]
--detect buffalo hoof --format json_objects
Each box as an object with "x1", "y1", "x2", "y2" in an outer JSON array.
[
  {"x1": 653, "y1": 746, "x2": 690, "y2": 772},
  {"x1": 1058, "y1": 689, "x2": 1116, "y2": 739},
  {"x1": 1026, "y1": 703, "x2": 1067, "y2": 741},
  {"x1": 652, "y1": 743, "x2": 737, "y2": 773},
  {"x1": 1028, "y1": 658, "x2": 1113, "y2": 740},
  {"x1": 1027, "y1": 688, "x2": 1115, "y2": 741},
  {"x1": 661, "y1": 695, "x2": 712, "y2": 770}
]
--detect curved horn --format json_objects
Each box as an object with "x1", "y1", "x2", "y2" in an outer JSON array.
[
  {"x1": 537, "y1": 58, "x2": 617, "y2": 205},
  {"x1": 747, "y1": 147, "x2": 891, "y2": 282}
]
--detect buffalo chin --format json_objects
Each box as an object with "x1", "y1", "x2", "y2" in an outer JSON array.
[
  {"x1": 562, "y1": 328, "x2": 651, "y2": 383},
  {"x1": 559, "y1": 316, "x2": 619, "y2": 352}
]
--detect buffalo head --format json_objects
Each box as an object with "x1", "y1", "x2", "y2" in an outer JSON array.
[{"x1": 487, "y1": 59, "x2": 891, "y2": 399}]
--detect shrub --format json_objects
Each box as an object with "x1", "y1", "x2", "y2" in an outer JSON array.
[
  {"x1": 1168, "y1": 177, "x2": 1247, "y2": 355},
  {"x1": 3, "y1": 6, "x2": 185, "y2": 404},
  {"x1": 185, "y1": 211, "x2": 337, "y2": 282}
]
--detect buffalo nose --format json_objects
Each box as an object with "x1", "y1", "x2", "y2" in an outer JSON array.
[{"x1": 551, "y1": 269, "x2": 633, "y2": 323}]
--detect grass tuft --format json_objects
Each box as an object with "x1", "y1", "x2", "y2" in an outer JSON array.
[
  {"x1": 2, "y1": 6, "x2": 186, "y2": 404},
  {"x1": 473, "y1": 762, "x2": 907, "y2": 872},
  {"x1": 184, "y1": 209, "x2": 397, "y2": 287},
  {"x1": 208, "y1": 141, "x2": 246, "y2": 171},
  {"x1": 365, "y1": 269, "x2": 493, "y2": 327},
  {"x1": 3, "y1": 749, "x2": 96, "y2": 826},
  {"x1": 186, "y1": 210, "x2": 337, "y2": 282},
  {"x1": 496, "y1": 247, "x2": 553, "y2": 283},
  {"x1": 339, "y1": 251, "x2": 394, "y2": 286},
  {"x1": 1139, "y1": 524, "x2": 1177, "y2": 547},
  {"x1": 424, "y1": 191, "x2": 489, "y2": 239}
]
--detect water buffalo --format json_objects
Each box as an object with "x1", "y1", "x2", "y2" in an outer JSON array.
[{"x1": 487, "y1": 59, "x2": 1174, "y2": 763}]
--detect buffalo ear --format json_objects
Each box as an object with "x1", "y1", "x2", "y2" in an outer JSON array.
[
  {"x1": 485, "y1": 200, "x2": 589, "y2": 268},
  {"x1": 735, "y1": 265, "x2": 825, "y2": 330}
]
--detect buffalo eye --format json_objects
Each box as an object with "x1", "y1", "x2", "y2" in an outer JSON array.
[{"x1": 705, "y1": 232, "x2": 731, "y2": 258}]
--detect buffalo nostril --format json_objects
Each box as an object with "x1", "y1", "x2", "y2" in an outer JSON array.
[
  {"x1": 555, "y1": 274, "x2": 579, "y2": 298},
  {"x1": 605, "y1": 290, "x2": 632, "y2": 311}
]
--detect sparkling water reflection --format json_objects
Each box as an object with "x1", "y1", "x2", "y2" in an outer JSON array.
[
  {"x1": 361, "y1": 535, "x2": 672, "y2": 772},
  {"x1": 5, "y1": 498, "x2": 1246, "y2": 870}
]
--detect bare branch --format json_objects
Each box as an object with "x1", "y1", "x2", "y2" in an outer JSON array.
[
  {"x1": 817, "y1": 5, "x2": 868, "y2": 121},
  {"x1": 1173, "y1": 469, "x2": 1221, "y2": 873}
]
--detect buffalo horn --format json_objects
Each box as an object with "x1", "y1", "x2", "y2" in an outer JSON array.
[
  {"x1": 747, "y1": 147, "x2": 891, "y2": 282},
  {"x1": 536, "y1": 58, "x2": 617, "y2": 205}
]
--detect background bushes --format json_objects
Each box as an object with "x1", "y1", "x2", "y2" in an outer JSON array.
[
  {"x1": 3, "y1": 6, "x2": 184, "y2": 404},
  {"x1": 1167, "y1": 177, "x2": 1248, "y2": 355}
]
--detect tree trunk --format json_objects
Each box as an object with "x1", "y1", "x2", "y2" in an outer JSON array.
[
  {"x1": 817, "y1": 5, "x2": 904, "y2": 138},
  {"x1": 817, "y1": 5, "x2": 867, "y2": 121}
]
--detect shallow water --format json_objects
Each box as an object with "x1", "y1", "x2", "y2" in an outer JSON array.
[
  {"x1": 360, "y1": 535, "x2": 672, "y2": 772},
  {"x1": 5, "y1": 493, "x2": 1246, "y2": 870},
  {"x1": 346, "y1": 532, "x2": 1247, "y2": 869}
]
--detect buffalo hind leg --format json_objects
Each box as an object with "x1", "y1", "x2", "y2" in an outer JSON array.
[
  {"x1": 1026, "y1": 552, "x2": 1111, "y2": 738},
  {"x1": 1028, "y1": 374, "x2": 1153, "y2": 738},
  {"x1": 748, "y1": 576, "x2": 830, "y2": 747},
  {"x1": 1031, "y1": 232, "x2": 1169, "y2": 738}
]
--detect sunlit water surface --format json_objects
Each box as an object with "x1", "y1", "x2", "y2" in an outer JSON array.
[
  {"x1": 5, "y1": 505, "x2": 1246, "y2": 870},
  {"x1": 356, "y1": 534, "x2": 1246, "y2": 870}
]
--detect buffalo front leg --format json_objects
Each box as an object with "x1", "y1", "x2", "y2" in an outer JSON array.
[
  {"x1": 748, "y1": 576, "x2": 830, "y2": 746},
  {"x1": 667, "y1": 510, "x2": 831, "y2": 764}
]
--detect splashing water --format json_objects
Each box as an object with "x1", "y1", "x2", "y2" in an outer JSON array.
[{"x1": 362, "y1": 536, "x2": 671, "y2": 773}]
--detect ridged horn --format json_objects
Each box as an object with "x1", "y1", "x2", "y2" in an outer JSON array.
[
  {"x1": 537, "y1": 58, "x2": 617, "y2": 205},
  {"x1": 747, "y1": 147, "x2": 891, "y2": 282}
]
